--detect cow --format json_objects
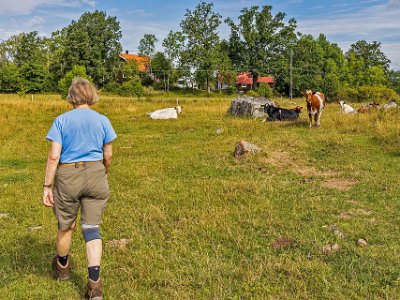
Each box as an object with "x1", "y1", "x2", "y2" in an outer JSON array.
[
  {"x1": 305, "y1": 90, "x2": 325, "y2": 128},
  {"x1": 148, "y1": 106, "x2": 183, "y2": 119},
  {"x1": 339, "y1": 101, "x2": 356, "y2": 114},
  {"x1": 357, "y1": 102, "x2": 380, "y2": 113},
  {"x1": 382, "y1": 101, "x2": 398, "y2": 109},
  {"x1": 262, "y1": 105, "x2": 303, "y2": 122}
]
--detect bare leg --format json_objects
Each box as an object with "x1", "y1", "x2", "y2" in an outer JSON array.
[
  {"x1": 309, "y1": 114, "x2": 313, "y2": 128},
  {"x1": 86, "y1": 239, "x2": 102, "y2": 267},
  {"x1": 56, "y1": 222, "x2": 75, "y2": 256}
]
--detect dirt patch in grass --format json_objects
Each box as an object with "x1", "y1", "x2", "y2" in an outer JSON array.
[
  {"x1": 340, "y1": 208, "x2": 373, "y2": 219},
  {"x1": 322, "y1": 178, "x2": 358, "y2": 191},
  {"x1": 262, "y1": 151, "x2": 339, "y2": 178}
]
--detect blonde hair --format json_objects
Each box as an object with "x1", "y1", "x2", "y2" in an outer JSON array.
[{"x1": 67, "y1": 78, "x2": 99, "y2": 105}]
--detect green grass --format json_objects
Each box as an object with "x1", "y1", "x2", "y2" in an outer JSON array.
[{"x1": 0, "y1": 93, "x2": 400, "y2": 299}]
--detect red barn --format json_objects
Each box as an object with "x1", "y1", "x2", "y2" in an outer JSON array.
[{"x1": 236, "y1": 72, "x2": 274, "y2": 91}]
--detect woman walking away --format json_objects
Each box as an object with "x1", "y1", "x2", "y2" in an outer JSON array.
[{"x1": 42, "y1": 78, "x2": 117, "y2": 299}]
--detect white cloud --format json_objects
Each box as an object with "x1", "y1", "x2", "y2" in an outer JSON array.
[
  {"x1": 0, "y1": 0, "x2": 95, "y2": 15},
  {"x1": 82, "y1": 0, "x2": 96, "y2": 7},
  {"x1": 26, "y1": 16, "x2": 45, "y2": 27},
  {"x1": 296, "y1": 0, "x2": 400, "y2": 69},
  {"x1": 128, "y1": 9, "x2": 154, "y2": 17}
]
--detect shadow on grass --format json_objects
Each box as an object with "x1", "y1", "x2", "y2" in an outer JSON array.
[
  {"x1": 2, "y1": 235, "x2": 86, "y2": 294},
  {"x1": 266, "y1": 119, "x2": 310, "y2": 128}
]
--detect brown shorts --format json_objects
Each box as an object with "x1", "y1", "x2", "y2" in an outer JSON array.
[{"x1": 53, "y1": 161, "x2": 109, "y2": 230}]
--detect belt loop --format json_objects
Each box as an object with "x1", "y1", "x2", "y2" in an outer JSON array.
[{"x1": 75, "y1": 162, "x2": 79, "y2": 168}]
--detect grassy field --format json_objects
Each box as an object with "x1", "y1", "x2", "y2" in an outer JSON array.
[{"x1": 0, "y1": 93, "x2": 400, "y2": 299}]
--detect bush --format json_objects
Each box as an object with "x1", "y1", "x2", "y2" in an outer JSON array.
[
  {"x1": 338, "y1": 86, "x2": 399, "y2": 102},
  {"x1": 58, "y1": 65, "x2": 92, "y2": 98},
  {"x1": 247, "y1": 90, "x2": 259, "y2": 97},
  {"x1": 337, "y1": 87, "x2": 359, "y2": 102},
  {"x1": 257, "y1": 83, "x2": 273, "y2": 98},
  {"x1": 118, "y1": 78, "x2": 144, "y2": 97},
  {"x1": 357, "y1": 86, "x2": 399, "y2": 102},
  {"x1": 103, "y1": 82, "x2": 121, "y2": 94}
]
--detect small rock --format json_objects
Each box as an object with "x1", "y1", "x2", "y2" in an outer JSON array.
[
  {"x1": 0, "y1": 213, "x2": 9, "y2": 218},
  {"x1": 322, "y1": 243, "x2": 340, "y2": 254},
  {"x1": 324, "y1": 225, "x2": 345, "y2": 239},
  {"x1": 28, "y1": 225, "x2": 43, "y2": 232},
  {"x1": 357, "y1": 239, "x2": 368, "y2": 247},
  {"x1": 216, "y1": 128, "x2": 224, "y2": 135},
  {"x1": 234, "y1": 141, "x2": 262, "y2": 159},
  {"x1": 107, "y1": 238, "x2": 131, "y2": 249},
  {"x1": 272, "y1": 238, "x2": 298, "y2": 250}
]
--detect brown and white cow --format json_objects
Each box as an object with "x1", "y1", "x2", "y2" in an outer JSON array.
[{"x1": 305, "y1": 90, "x2": 326, "y2": 128}]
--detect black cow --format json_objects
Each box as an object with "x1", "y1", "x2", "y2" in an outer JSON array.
[{"x1": 262, "y1": 105, "x2": 303, "y2": 122}]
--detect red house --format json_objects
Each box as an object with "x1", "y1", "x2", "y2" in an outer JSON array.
[{"x1": 236, "y1": 72, "x2": 274, "y2": 91}]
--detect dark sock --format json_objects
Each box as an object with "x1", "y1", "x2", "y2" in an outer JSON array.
[
  {"x1": 58, "y1": 255, "x2": 68, "y2": 267},
  {"x1": 88, "y1": 266, "x2": 100, "y2": 281}
]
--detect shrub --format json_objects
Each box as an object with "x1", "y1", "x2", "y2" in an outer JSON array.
[
  {"x1": 357, "y1": 86, "x2": 399, "y2": 102},
  {"x1": 247, "y1": 90, "x2": 259, "y2": 97},
  {"x1": 337, "y1": 86, "x2": 399, "y2": 102},
  {"x1": 337, "y1": 87, "x2": 359, "y2": 102},
  {"x1": 58, "y1": 65, "x2": 92, "y2": 98},
  {"x1": 118, "y1": 78, "x2": 144, "y2": 97},
  {"x1": 257, "y1": 83, "x2": 273, "y2": 98},
  {"x1": 103, "y1": 82, "x2": 121, "y2": 94}
]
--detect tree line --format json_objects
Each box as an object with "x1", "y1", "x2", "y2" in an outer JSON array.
[{"x1": 0, "y1": 2, "x2": 399, "y2": 100}]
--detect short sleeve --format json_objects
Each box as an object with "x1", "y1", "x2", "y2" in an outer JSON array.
[
  {"x1": 46, "y1": 117, "x2": 63, "y2": 144},
  {"x1": 103, "y1": 117, "x2": 117, "y2": 144}
]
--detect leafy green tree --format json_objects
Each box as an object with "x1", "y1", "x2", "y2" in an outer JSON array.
[
  {"x1": 162, "y1": 31, "x2": 185, "y2": 66},
  {"x1": 138, "y1": 34, "x2": 158, "y2": 74},
  {"x1": 388, "y1": 70, "x2": 400, "y2": 94},
  {"x1": 0, "y1": 63, "x2": 20, "y2": 93},
  {"x1": 58, "y1": 65, "x2": 92, "y2": 97},
  {"x1": 226, "y1": 5, "x2": 297, "y2": 89},
  {"x1": 152, "y1": 52, "x2": 172, "y2": 90},
  {"x1": 2, "y1": 32, "x2": 48, "y2": 93},
  {"x1": 62, "y1": 10, "x2": 122, "y2": 87},
  {"x1": 215, "y1": 41, "x2": 236, "y2": 91},
  {"x1": 180, "y1": 1, "x2": 222, "y2": 93},
  {"x1": 346, "y1": 40, "x2": 391, "y2": 72},
  {"x1": 365, "y1": 65, "x2": 387, "y2": 86}
]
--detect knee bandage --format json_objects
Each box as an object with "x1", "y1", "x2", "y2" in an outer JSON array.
[{"x1": 82, "y1": 224, "x2": 101, "y2": 243}]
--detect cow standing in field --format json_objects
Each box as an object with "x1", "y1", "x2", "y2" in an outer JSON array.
[{"x1": 305, "y1": 90, "x2": 325, "y2": 128}]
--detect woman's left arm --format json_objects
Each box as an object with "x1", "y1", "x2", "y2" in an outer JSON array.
[{"x1": 43, "y1": 141, "x2": 62, "y2": 207}]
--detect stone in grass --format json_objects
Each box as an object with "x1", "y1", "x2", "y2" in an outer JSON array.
[
  {"x1": 357, "y1": 239, "x2": 368, "y2": 247},
  {"x1": 322, "y1": 243, "x2": 340, "y2": 254},
  {"x1": 107, "y1": 238, "x2": 131, "y2": 249},
  {"x1": 216, "y1": 128, "x2": 224, "y2": 135},
  {"x1": 324, "y1": 224, "x2": 345, "y2": 239},
  {"x1": 0, "y1": 213, "x2": 9, "y2": 218},
  {"x1": 272, "y1": 238, "x2": 299, "y2": 250},
  {"x1": 234, "y1": 141, "x2": 262, "y2": 159},
  {"x1": 28, "y1": 225, "x2": 43, "y2": 232}
]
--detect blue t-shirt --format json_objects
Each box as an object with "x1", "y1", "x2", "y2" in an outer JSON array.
[{"x1": 46, "y1": 108, "x2": 117, "y2": 163}]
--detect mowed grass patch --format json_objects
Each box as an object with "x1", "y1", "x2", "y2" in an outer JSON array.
[{"x1": 0, "y1": 94, "x2": 400, "y2": 299}]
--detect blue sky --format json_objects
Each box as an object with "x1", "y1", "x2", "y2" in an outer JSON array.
[{"x1": 0, "y1": 0, "x2": 399, "y2": 69}]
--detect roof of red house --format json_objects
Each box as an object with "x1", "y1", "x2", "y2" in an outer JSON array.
[
  {"x1": 119, "y1": 53, "x2": 150, "y2": 72},
  {"x1": 236, "y1": 72, "x2": 274, "y2": 85}
]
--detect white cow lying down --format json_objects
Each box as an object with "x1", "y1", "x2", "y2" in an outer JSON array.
[
  {"x1": 339, "y1": 101, "x2": 356, "y2": 114},
  {"x1": 382, "y1": 101, "x2": 398, "y2": 109},
  {"x1": 148, "y1": 106, "x2": 183, "y2": 119}
]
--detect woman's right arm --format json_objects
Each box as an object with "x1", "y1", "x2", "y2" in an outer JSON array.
[{"x1": 103, "y1": 142, "x2": 113, "y2": 174}]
